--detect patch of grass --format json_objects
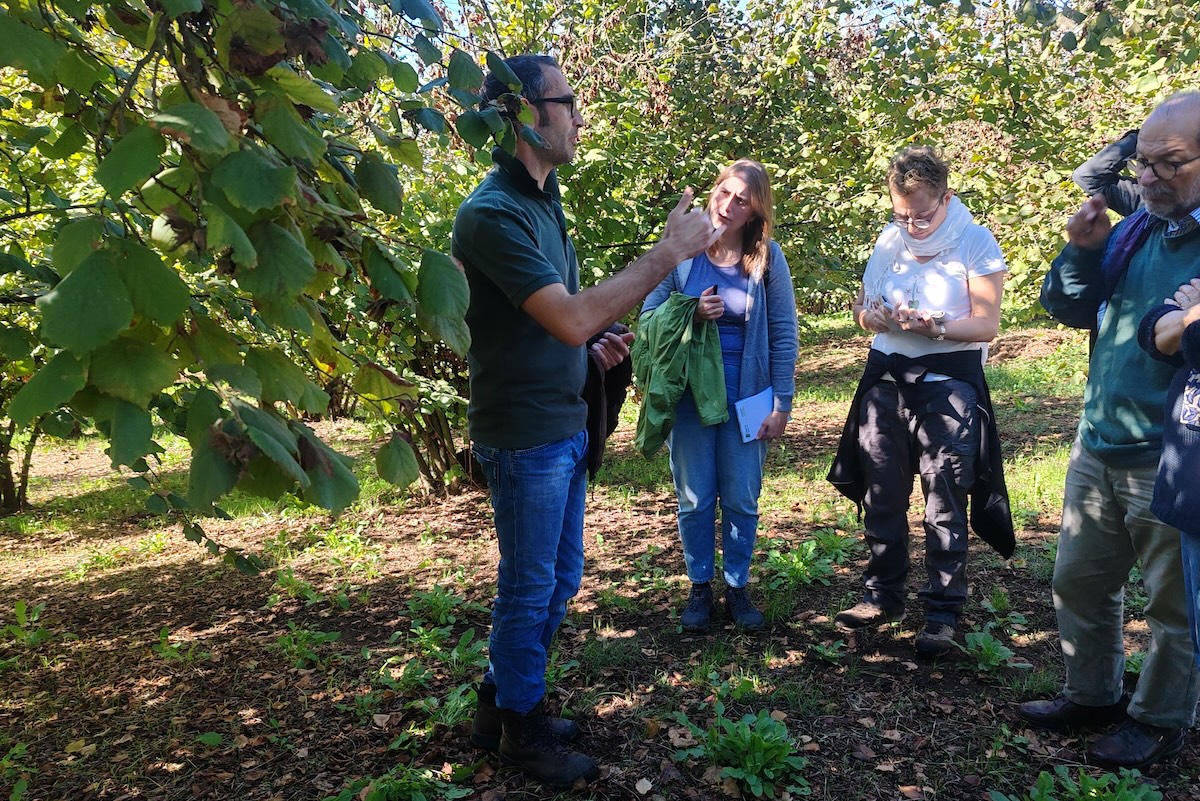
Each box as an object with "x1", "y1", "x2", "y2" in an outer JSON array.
[
  {"x1": 578, "y1": 627, "x2": 643, "y2": 679},
  {"x1": 274, "y1": 622, "x2": 342, "y2": 669},
  {"x1": 151, "y1": 627, "x2": 210, "y2": 664},
  {"x1": 1003, "y1": 445, "x2": 1072, "y2": 529}
]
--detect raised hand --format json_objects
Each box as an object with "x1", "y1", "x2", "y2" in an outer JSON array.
[{"x1": 1066, "y1": 194, "x2": 1112, "y2": 251}]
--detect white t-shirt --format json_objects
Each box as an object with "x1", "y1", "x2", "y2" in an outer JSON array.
[{"x1": 861, "y1": 223, "x2": 1007, "y2": 362}]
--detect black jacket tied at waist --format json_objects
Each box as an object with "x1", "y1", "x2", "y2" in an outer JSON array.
[{"x1": 826, "y1": 348, "x2": 1015, "y2": 558}]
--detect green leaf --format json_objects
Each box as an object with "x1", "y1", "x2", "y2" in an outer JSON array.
[
  {"x1": 352, "y1": 363, "x2": 416, "y2": 403},
  {"x1": 0, "y1": 15, "x2": 65, "y2": 84},
  {"x1": 240, "y1": 222, "x2": 316, "y2": 297},
  {"x1": 485, "y1": 51, "x2": 522, "y2": 91},
  {"x1": 212, "y1": 150, "x2": 297, "y2": 212},
  {"x1": 245, "y1": 348, "x2": 329, "y2": 413},
  {"x1": 355, "y1": 152, "x2": 403, "y2": 215},
  {"x1": 162, "y1": 0, "x2": 203, "y2": 20},
  {"x1": 389, "y1": 137, "x2": 423, "y2": 170},
  {"x1": 52, "y1": 217, "x2": 107, "y2": 277},
  {"x1": 109, "y1": 400, "x2": 155, "y2": 468},
  {"x1": 185, "y1": 314, "x2": 243, "y2": 368},
  {"x1": 96, "y1": 125, "x2": 167, "y2": 196},
  {"x1": 520, "y1": 126, "x2": 546, "y2": 150},
  {"x1": 7, "y1": 350, "x2": 87, "y2": 427},
  {"x1": 55, "y1": 49, "x2": 104, "y2": 93},
  {"x1": 345, "y1": 49, "x2": 389, "y2": 92},
  {"x1": 185, "y1": 388, "x2": 223, "y2": 448},
  {"x1": 203, "y1": 203, "x2": 257, "y2": 266},
  {"x1": 293, "y1": 422, "x2": 359, "y2": 513},
  {"x1": 111, "y1": 239, "x2": 191, "y2": 326},
  {"x1": 36, "y1": 250, "x2": 132, "y2": 354},
  {"x1": 196, "y1": 732, "x2": 223, "y2": 747},
  {"x1": 409, "y1": 107, "x2": 446, "y2": 135},
  {"x1": 376, "y1": 433, "x2": 419, "y2": 488},
  {"x1": 416, "y1": 249, "x2": 470, "y2": 357},
  {"x1": 455, "y1": 110, "x2": 491, "y2": 148},
  {"x1": 150, "y1": 103, "x2": 232, "y2": 153},
  {"x1": 391, "y1": 60, "x2": 419, "y2": 93},
  {"x1": 234, "y1": 403, "x2": 308, "y2": 489},
  {"x1": 413, "y1": 33, "x2": 440, "y2": 66},
  {"x1": 0, "y1": 325, "x2": 35, "y2": 361},
  {"x1": 264, "y1": 65, "x2": 339, "y2": 114},
  {"x1": 145, "y1": 494, "x2": 168, "y2": 514},
  {"x1": 1061, "y1": 31, "x2": 1077, "y2": 51},
  {"x1": 447, "y1": 49, "x2": 484, "y2": 92},
  {"x1": 256, "y1": 91, "x2": 327, "y2": 161},
  {"x1": 398, "y1": 0, "x2": 443, "y2": 33},
  {"x1": 187, "y1": 436, "x2": 240, "y2": 509},
  {"x1": 363, "y1": 238, "x2": 415, "y2": 303},
  {"x1": 88, "y1": 338, "x2": 179, "y2": 408},
  {"x1": 207, "y1": 364, "x2": 263, "y2": 397},
  {"x1": 37, "y1": 121, "x2": 88, "y2": 159},
  {"x1": 41, "y1": 409, "x2": 78, "y2": 438}
]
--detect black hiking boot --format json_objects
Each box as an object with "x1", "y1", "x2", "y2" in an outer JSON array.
[
  {"x1": 725, "y1": 585, "x2": 765, "y2": 631},
  {"x1": 499, "y1": 700, "x2": 600, "y2": 786},
  {"x1": 679, "y1": 582, "x2": 716, "y2": 632},
  {"x1": 470, "y1": 683, "x2": 580, "y2": 752}
]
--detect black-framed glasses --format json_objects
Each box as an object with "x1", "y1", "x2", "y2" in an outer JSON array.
[
  {"x1": 532, "y1": 95, "x2": 577, "y2": 118},
  {"x1": 1128, "y1": 153, "x2": 1200, "y2": 181},
  {"x1": 891, "y1": 196, "x2": 944, "y2": 230}
]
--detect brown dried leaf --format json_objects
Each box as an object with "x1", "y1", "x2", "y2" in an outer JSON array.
[
  {"x1": 851, "y1": 743, "x2": 876, "y2": 761},
  {"x1": 899, "y1": 786, "x2": 924, "y2": 799}
]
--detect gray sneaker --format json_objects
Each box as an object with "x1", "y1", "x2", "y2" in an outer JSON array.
[
  {"x1": 834, "y1": 601, "x2": 905, "y2": 629},
  {"x1": 914, "y1": 621, "x2": 956, "y2": 658}
]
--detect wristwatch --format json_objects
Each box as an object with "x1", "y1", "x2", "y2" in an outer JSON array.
[{"x1": 934, "y1": 323, "x2": 946, "y2": 341}]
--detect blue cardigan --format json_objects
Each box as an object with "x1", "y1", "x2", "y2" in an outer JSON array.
[
  {"x1": 640, "y1": 240, "x2": 798, "y2": 414},
  {"x1": 1138, "y1": 303, "x2": 1200, "y2": 532}
]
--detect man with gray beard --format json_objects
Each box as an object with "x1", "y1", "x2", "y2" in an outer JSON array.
[{"x1": 1018, "y1": 92, "x2": 1200, "y2": 769}]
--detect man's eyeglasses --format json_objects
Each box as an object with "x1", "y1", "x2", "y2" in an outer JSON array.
[
  {"x1": 533, "y1": 95, "x2": 577, "y2": 118},
  {"x1": 891, "y1": 196, "x2": 944, "y2": 230},
  {"x1": 1128, "y1": 153, "x2": 1200, "y2": 182}
]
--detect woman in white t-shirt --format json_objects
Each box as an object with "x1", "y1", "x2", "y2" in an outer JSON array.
[{"x1": 831, "y1": 145, "x2": 1008, "y2": 658}]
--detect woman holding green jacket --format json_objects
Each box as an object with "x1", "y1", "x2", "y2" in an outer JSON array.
[{"x1": 639, "y1": 159, "x2": 798, "y2": 632}]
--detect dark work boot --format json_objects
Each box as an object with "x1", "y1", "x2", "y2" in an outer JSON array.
[
  {"x1": 499, "y1": 700, "x2": 600, "y2": 786},
  {"x1": 679, "y1": 582, "x2": 716, "y2": 632},
  {"x1": 725, "y1": 585, "x2": 765, "y2": 631},
  {"x1": 470, "y1": 683, "x2": 580, "y2": 752}
]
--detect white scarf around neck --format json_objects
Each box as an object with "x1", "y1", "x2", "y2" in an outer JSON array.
[{"x1": 896, "y1": 194, "x2": 974, "y2": 257}]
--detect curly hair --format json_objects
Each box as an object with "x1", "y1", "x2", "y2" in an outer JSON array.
[{"x1": 886, "y1": 145, "x2": 950, "y2": 196}]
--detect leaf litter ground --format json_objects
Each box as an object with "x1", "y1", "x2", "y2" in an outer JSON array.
[{"x1": 2, "y1": 329, "x2": 1199, "y2": 801}]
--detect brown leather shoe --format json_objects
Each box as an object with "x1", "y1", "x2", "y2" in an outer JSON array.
[
  {"x1": 1015, "y1": 695, "x2": 1128, "y2": 732},
  {"x1": 1088, "y1": 719, "x2": 1185, "y2": 769}
]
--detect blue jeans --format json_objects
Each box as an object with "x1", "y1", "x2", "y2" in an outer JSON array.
[
  {"x1": 666, "y1": 390, "x2": 767, "y2": 588},
  {"x1": 1183, "y1": 530, "x2": 1200, "y2": 670},
  {"x1": 472, "y1": 431, "x2": 588, "y2": 714}
]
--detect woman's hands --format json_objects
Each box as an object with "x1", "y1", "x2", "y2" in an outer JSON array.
[
  {"x1": 891, "y1": 304, "x2": 942, "y2": 338},
  {"x1": 695, "y1": 284, "x2": 724, "y2": 321},
  {"x1": 756, "y1": 410, "x2": 788, "y2": 441}
]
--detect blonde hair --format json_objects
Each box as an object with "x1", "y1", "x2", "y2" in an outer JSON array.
[
  {"x1": 707, "y1": 159, "x2": 775, "y2": 280},
  {"x1": 886, "y1": 145, "x2": 950, "y2": 197}
]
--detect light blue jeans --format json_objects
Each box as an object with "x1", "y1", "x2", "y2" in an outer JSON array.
[
  {"x1": 666, "y1": 390, "x2": 767, "y2": 588},
  {"x1": 472, "y1": 431, "x2": 588, "y2": 714},
  {"x1": 1183, "y1": 530, "x2": 1200, "y2": 670},
  {"x1": 1052, "y1": 438, "x2": 1199, "y2": 729}
]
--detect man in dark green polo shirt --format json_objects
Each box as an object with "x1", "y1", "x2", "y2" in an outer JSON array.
[{"x1": 452, "y1": 54, "x2": 721, "y2": 786}]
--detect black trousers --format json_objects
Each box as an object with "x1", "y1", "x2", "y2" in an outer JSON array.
[{"x1": 856, "y1": 377, "x2": 979, "y2": 624}]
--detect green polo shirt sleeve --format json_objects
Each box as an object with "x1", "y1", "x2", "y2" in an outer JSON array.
[{"x1": 454, "y1": 195, "x2": 566, "y2": 307}]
